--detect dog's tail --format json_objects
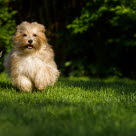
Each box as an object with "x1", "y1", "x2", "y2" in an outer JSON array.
[{"x1": 0, "y1": 50, "x2": 3, "y2": 57}]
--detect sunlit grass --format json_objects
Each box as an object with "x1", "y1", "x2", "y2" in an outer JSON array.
[{"x1": 0, "y1": 73, "x2": 136, "y2": 136}]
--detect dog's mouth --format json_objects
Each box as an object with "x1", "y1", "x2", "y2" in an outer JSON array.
[{"x1": 25, "y1": 45, "x2": 34, "y2": 49}]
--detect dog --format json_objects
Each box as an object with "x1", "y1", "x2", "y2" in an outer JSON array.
[{"x1": 4, "y1": 21, "x2": 60, "y2": 92}]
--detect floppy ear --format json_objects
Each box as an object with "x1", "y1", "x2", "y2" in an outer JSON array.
[
  {"x1": 16, "y1": 21, "x2": 30, "y2": 32},
  {"x1": 39, "y1": 24, "x2": 46, "y2": 33},
  {"x1": 12, "y1": 34, "x2": 16, "y2": 42},
  {"x1": 12, "y1": 21, "x2": 30, "y2": 43},
  {"x1": 12, "y1": 25, "x2": 23, "y2": 43},
  {"x1": 31, "y1": 22, "x2": 46, "y2": 33}
]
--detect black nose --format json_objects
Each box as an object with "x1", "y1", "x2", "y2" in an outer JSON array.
[{"x1": 28, "y1": 40, "x2": 33, "y2": 44}]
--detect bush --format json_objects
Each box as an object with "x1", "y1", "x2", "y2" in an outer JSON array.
[
  {"x1": 66, "y1": 0, "x2": 136, "y2": 78},
  {"x1": 0, "y1": 0, "x2": 16, "y2": 71}
]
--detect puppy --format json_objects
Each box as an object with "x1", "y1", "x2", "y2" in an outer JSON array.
[{"x1": 4, "y1": 21, "x2": 60, "y2": 92}]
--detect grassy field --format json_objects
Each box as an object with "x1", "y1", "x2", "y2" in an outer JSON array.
[{"x1": 0, "y1": 73, "x2": 136, "y2": 136}]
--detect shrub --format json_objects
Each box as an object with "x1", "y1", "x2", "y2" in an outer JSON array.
[
  {"x1": 67, "y1": 0, "x2": 136, "y2": 78},
  {"x1": 0, "y1": 0, "x2": 16, "y2": 71}
]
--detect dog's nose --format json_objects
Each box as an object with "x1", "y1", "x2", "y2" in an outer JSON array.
[{"x1": 28, "y1": 40, "x2": 33, "y2": 44}]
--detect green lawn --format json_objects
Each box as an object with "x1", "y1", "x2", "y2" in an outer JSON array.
[{"x1": 0, "y1": 73, "x2": 136, "y2": 136}]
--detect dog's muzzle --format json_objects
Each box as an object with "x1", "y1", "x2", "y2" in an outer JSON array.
[{"x1": 25, "y1": 45, "x2": 34, "y2": 49}]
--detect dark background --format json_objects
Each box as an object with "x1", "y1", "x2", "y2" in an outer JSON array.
[{"x1": 0, "y1": 0, "x2": 136, "y2": 78}]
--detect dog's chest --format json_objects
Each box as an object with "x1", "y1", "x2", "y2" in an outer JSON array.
[{"x1": 17, "y1": 56, "x2": 45, "y2": 75}]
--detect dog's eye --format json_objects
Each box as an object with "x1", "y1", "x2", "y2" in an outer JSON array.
[
  {"x1": 33, "y1": 34, "x2": 37, "y2": 37},
  {"x1": 23, "y1": 34, "x2": 27, "y2": 37}
]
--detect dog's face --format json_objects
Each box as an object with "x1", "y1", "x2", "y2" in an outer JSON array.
[{"x1": 12, "y1": 21, "x2": 47, "y2": 52}]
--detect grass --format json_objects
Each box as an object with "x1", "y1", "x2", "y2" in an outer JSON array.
[{"x1": 0, "y1": 73, "x2": 136, "y2": 136}]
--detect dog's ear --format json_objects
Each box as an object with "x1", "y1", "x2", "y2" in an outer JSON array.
[
  {"x1": 12, "y1": 34, "x2": 16, "y2": 43},
  {"x1": 16, "y1": 21, "x2": 30, "y2": 31},
  {"x1": 12, "y1": 22, "x2": 28, "y2": 43},
  {"x1": 39, "y1": 24, "x2": 46, "y2": 33},
  {"x1": 31, "y1": 22, "x2": 46, "y2": 33}
]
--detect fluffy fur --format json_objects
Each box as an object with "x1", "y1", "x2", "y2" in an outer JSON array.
[{"x1": 4, "y1": 21, "x2": 60, "y2": 92}]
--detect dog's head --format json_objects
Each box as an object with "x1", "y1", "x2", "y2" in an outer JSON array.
[{"x1": 12, "y1": 21, "x2": 47, "y2": 52}]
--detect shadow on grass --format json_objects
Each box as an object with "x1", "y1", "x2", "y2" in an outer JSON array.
[
  {"x1": 0, "y1": 78, "x2": 136, "y2": 94},
  {"x1": 0, "y1": 82, "x2": 13, "y2": 90},
  {"x1": 60, "y1": 79, "x2": 136, "y2": 94},
  {"x1": 0, "y1": 82, "x2": 43, "y2": 93}
]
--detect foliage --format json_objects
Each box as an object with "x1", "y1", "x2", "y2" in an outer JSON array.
[
  {"x1": 1, "y1": 73, "x2": 136, "y2": 135},
  {"x1": 0, "y1": 0, "x2": 16, "y2": 71},
  {"x1": 66, "y1": 0, "x2": 136, "y2": 78},
  {"x1": 68, "y1": 0, "x2": 136, "y2": 36},
  {"x1": 0, "y1": 0, "x2": 136, "y2": 78}
]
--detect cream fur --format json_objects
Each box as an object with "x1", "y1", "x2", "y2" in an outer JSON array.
[{"x1": 4, "y1": 21, "x2": 60, "y2": 92}]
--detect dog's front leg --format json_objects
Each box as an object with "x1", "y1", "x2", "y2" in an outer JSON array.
[
  {"x1": 34, "y1": 65, "x2": 59, "y2": 90},
  {"x1": 11, "y1": 75, "x2": 33, "y2": 92}
]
